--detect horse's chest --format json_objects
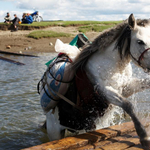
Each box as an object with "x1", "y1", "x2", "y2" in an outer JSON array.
[{"x1": 107, "y1": 72, "x2": 130, "y2": 93}]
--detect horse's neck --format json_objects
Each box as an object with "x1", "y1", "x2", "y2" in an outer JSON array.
[{"x1": 85, "y1": 42, "x2": 132, "y2": 88}]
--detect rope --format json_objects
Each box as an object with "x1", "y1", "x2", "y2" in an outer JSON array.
[
  {"x1": 37, "y1": 54, "x2": 83, "y2": 112},
  {"x1": 44, "y1": 72, "x2": 83, "y2": 111}
]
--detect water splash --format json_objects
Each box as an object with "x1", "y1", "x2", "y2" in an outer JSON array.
[
  {"x1": 94, "y1": 62, "x2": 150, "y2": 130},
  {"x1": 95, "y1": 105, "x2": 125, "y2": 130}
]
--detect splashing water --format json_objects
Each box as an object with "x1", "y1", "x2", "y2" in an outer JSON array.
[
  {"x1": 0, "y1": 54, "x2": 150, "y2": 150},
  {"x1": 94, "y1": 62, "x2": 150, "y2": 131},
  {"x1": 95, "y1": 105, "x2": 125, "y2": 130}
]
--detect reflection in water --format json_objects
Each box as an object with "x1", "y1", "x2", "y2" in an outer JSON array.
[{"x1": 0, "y1": 54, "x2": 150, "y2": 150}]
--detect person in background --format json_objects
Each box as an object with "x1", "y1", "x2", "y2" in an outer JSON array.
[
  {"x1": 11, "y1": 14, "x2": 20, "y2": 32},
  {"x1": 21, "y1": 13, "x2": 26, "y2": 23},
  {"x1": 4, "y1": 12, "x2": 11, "y2": 24},
  {"x1": 22, "y1": 13, "x2": 33, "y2": 24}
]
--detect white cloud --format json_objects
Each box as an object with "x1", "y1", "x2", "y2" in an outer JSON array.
[{"x1": 0, "y1": 0, "x2": 150, "y2": 22}]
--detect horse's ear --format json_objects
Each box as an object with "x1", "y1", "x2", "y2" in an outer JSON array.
[{"x1": 128, "y1": 13, "x2": 137, "y2": 29}]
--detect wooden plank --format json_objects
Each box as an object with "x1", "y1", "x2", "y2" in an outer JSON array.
[
  {"x1": 125, "y1": 145, "x2": 143, "y2": 150},
  {"x1": 0, "y1": 56, "x2": 25, "y2": 65},
  {"x1": 72, "y1": 144, "x2": 94, "y2": 150},
  {"x1": 0, "y1": 50, "x2": 38, "y2": 57},
  {"x1": 22, "y1": 137, "x2": 89, "y2": 150},
  {"x1": 74, "y1": 121, "x2": 136, "y2": 144},
  {"x1": 96, "y1": 136, "x2": 140, "y2": 150},
  {"x1": 22, "y1": 121, "x2": 150, "y2": 150}
]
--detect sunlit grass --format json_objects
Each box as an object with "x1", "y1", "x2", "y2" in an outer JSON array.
[
  {"x1": 0, "y1": 20, "x2": 123, "y2": 38},
  {"x1": 20, "y1": 20, "x2": 122, "y2": 27},
  {"x1": 27, "y1": 30, "x2": 72, "y2": 39},
  {"x1": 22, "y1": 20, "x2": 123, "y2": 33},
  {"x1": 78, "y1": 24, "x2": 117, "y2": 33}
]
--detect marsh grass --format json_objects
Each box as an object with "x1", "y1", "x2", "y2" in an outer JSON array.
[
  {"x1": 19, "y1": 20, "x2": 122, "y2": 27},
  {"x1": 21, "y1": 21, "x2": 60, "y2": 27},
  {"x1": 78, "y1": 24, "x2": 121, "y2": 33},
  {"x1": 1, "y1": 20, "x2": 122, "y2": 38},
  {"x1": 27, "y1": 30, "x2": 72, "y2": 39},
  {"x1": 22, "y1": 21, "x2": 105, "y2": 27}
]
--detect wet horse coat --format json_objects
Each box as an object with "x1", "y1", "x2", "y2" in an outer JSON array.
[{"x1": 45, "y1": 14, "x2": 150, "y2": 149}]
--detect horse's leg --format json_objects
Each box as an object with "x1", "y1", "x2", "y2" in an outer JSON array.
[
  {"x1": 95, "y1": 85, "x2": 150, "y2": 149},
  {"x1": 122, "y1": 78, "x2": 150, "y2": 98},
  {"x1": 46, "y1": 107, "x2": 65, "y2": 141}
]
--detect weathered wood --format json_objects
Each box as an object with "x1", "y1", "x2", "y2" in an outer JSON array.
[
  {"x1": 0, "y1": 56, "x2": 25, "y2": 65},
  {"x1": 0, "y1": 50, "x2": 38, "y2": 57},
  {"x1": 23, "y1": 137, "x2": 89, "y2": 150},
  {"x1": 22, "y1": 121, "x2": 150, "y2": 150}
]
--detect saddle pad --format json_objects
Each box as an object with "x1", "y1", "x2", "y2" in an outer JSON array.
[{"x1": 75, "y1": 69, "x2": 95, "y2": 105}]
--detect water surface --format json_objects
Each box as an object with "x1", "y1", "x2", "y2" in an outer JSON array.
[
  {"x1": 0, "y1": 53, "x2": 150, "y2": 150},
  {"x1": 0, "y1": 53, "x2": 56, "y2": 150}
]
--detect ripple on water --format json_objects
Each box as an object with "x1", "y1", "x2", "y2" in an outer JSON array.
[
  {"x1": 0, "y1": 54, "x2": 150, "y2": 149},
  {"x1": 0, "y1": 54, "x2": 54, "y2": 149}
]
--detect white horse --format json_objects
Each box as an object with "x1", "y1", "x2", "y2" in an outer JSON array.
[{"x1": 42, "y1": 14, "x2": 150, "y2": 149}]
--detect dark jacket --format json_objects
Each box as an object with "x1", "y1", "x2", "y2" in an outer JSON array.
[{"x1": 12, "y1": 17, "x2": 20, "y2": 25}]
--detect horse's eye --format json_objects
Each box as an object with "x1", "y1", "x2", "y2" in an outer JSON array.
[{"x1": 137, "y1": 40, "x2": 145, "y2": 45}]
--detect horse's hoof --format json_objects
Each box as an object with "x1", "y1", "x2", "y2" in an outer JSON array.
[{"x1": 140, "y1": 137, "x2": 150, "y2": 150}]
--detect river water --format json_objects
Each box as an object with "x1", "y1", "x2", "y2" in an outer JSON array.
[
  {"x1": 0, "y1": 53, "x2": 56, "y2": 150},
  {"x1": 0, "y1": 53, "x2": 150, "y2": 150}
]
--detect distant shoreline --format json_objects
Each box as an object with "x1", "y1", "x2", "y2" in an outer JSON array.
[{"x1": 0, "y1": 20, "x2": 119, "y2": 54}]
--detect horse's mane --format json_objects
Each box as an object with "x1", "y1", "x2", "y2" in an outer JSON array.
[{"x1": 73, "y1": 18, "x2": 150, "y2": 70}]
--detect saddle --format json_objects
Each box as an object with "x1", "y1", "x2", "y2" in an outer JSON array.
[{"x1": 58, "y1": 67, "x2": 109, "y2": 130}]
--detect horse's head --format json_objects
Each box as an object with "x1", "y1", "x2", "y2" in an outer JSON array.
[{"x1": 129, "y1": 14, "x2": 150, "y2": 72}]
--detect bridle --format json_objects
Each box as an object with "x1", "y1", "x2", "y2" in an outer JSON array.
[{"x1": 130, "y1": 48, "x2": 150, "y2": 72}]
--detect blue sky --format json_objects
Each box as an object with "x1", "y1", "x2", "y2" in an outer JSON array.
[{"x1": 0, "y1": 0, "x2": 150, "y2": 22}]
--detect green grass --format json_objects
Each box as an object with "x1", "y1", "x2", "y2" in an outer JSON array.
[
  {"x1": 78, "y1": 24, "x2": 117, "y2": 33},
  {"x1": 19, "y1": 20, "x2": 122, "y2": 27},
  {"x1": 27, "y1": 30, "x2": 72, "y2": 39},
  {"x1": 0, "y1": 20, "x2": 122, "y2": 27},
  {"x1": 21, "y1": 21, "x2": 105, "y2": 27},
  {"x1": 26, "y1": 21, "x2": 123, "y2": 38},
  {"x1": 0, "y1": 20, "x2": 123, "y2": 38},
  {"x1": 20, "y1": 21, "x2": 60, "y2": 27}
]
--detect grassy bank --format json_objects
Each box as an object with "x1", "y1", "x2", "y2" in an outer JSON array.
[
  {"x1": 0, "y1": 20, "x2": 123, "y2": 39},
  {"x1": 18, "y1": 20, "x2": 122, "y2": 27},
  {"x1": 27, "y1": 21, "x2": 122, "y2": 39},
  {"x1": 27, "y1": 30, "x2": 72, "y2": 39}
]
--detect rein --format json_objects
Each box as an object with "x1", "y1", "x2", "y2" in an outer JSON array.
[
  {"x1": 116, "y1": 25, "x2": 150, "y2": 72},
  {"x1": 138, "y1": 48, "x2": 150, "y2": 65},
  {"x1": 130, "y1": 48, "x2": 150, "y2": 71}
]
